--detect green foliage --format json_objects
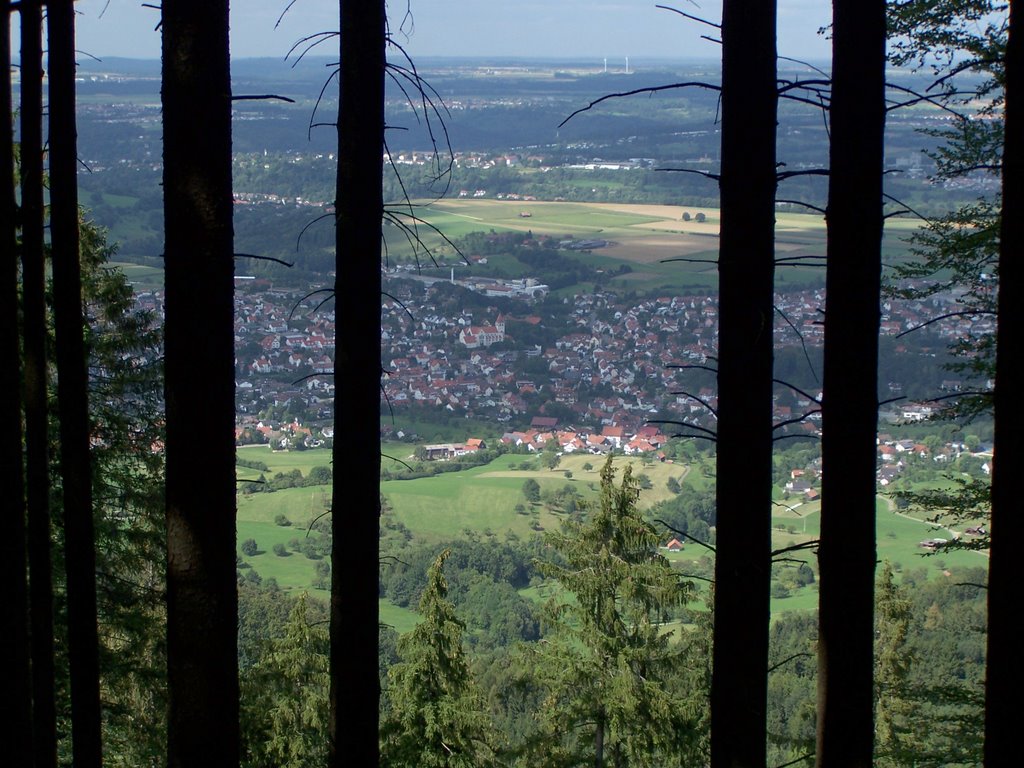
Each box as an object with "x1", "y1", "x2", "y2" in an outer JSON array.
[
  {"x1": 535, "y1": 456, "x2": 703, "y2": 765},
  {"x1": 381, "y1": 550, "x2": 497, "y2": 767},
  {"x1": 46, "y1": 221, "x2": 168, "y2": 764},
  {"x1": 306, "y1": 465, "x2": 332, "y2": 485},
  {"x1": 875, "y1": 563, "x2": 915, "y2": 766},
  {"x1": 241, "y1": 538, "x2": 259, "y2": 557},
  {"x1": 241, "y1": 593, "x2": 329, "y2": 768},
  {"x1": 521, "y1": 478, "x2": 540, "y2": 504},
  {"x1": 272, "y1": 543, "x2": 287, "y2": 557}
]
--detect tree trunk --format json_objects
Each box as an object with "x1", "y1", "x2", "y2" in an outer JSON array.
[
  {"x1": 20, "y1": 3, "x2": 58, "y2": 765},
  {"x1": 329, "y1": 2, "x2": 385, "y2": 765},
  {"x1": 0, "y1": 2, "x2": 34, "y2": 763},
  {"x1": 161, "y1": 3, "x2": 239, "y2": 766},
  {"x1": 816, "y1": 3, "x2": 886, "y2": 767},
  {"x1": 47, "y1": 4, "x2": 104, "y2": 764},
  {"x1": 986, "y1": 1, "x2": 1022, "y2": 764},
  {"x1": 710, "y1": 3, "x2": 777, "y2": 768}
]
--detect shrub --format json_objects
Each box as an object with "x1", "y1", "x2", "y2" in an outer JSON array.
[
  {"x1": 272, "y1": 542, "x2": 288, "y2": 557},
  {"x1": 274, "y1": 514, "x2": 291, "y2": 527},
  {"x1": 240, "y1": 538, "x2": 258, "y2": 557}
]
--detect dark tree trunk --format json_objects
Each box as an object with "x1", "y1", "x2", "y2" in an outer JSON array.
[
  {"x1": 986, "y1": 1, "x2": 1022, "y2": 764},
  {"x1": 710, "y1": 3, "x2": 777, "y2": 768},
  {"x1": 0, "y1": 2, "x2": 34, "y2": 763},
  {"x1": 20, "y1": 3, "x2": 58, "y2": 766},
  {"x1": 329, "y1": 1, "x2": 385, "y2": 765},
  {"x1": 161, "y1": 3, "x2": 239, "y2": 766},
  {"x1": 816, "y1": 3, "x2": 887, "y2": 768},
  {"x1": 47, "y1": 4, "x2": 104, "y2": 765}
]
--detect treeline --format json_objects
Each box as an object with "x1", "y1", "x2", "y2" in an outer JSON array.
[{"x1": 238, "y1": 466, "x2": 332, "y2": 494}]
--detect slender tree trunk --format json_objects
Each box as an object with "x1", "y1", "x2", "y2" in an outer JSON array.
[
  {"x1": 816, "y1": 3, "x2": 886, "y2": 767},
  {"x1": 20, "y1": 2, "x2": 58, "y2": 765},
  {"x1": 0, "y1": 3, "x2": 34, "y2": 763},
  {"x1": 595, "y1": 707, "x2": 605, "y2": 768},
  {"x1": 161, "y1": 3, "x2": 239, "y2": 766},
  {"x1": 710, "y1": 3, "x2": 777, "y2": 768},
  {"x1": 329, "y1": 1, "x2": 385, "y2": 765},
  {"x1": 986, "y1": 1, "x2": 1022, "y2": 764},
  {"x1": 47, "y1": 4, "x2": 104, "y2": 764}
]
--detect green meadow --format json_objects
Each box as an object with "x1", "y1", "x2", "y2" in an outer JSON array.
[
  {"x1": 236, "y1": 446, "x2": 335, "y2": 590},
  {"x1": 239, "y1": 443, "x2": 987, "y2": 622}
]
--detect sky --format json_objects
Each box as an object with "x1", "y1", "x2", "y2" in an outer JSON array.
[{"x1": 60, "y1": 1, "x2": 833, "y2": 64}]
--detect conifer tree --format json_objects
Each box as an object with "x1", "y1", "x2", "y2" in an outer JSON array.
[
  {"x1": 874, "y1": 564, "x2": 914, "y2": 767},
  {"x1": 538, "y1": 456, "x2": 698, "y2": 766},
  {"x1": 330, "y1": 1, "x2": 386, "y2": 764},
  {"x1": 712, "y1": 2, "x2": 777, "y2": 765},
  {"x1": 381, "y1": 550, "x2": 496, "y2": 767},
  {"x1": 816, "y1": 2, "x2": 887, "y2": 767},
  {"x1": 986, "y1": 1, "x2": 1023, "y2": 762},
  {"x1": 0, "y1": 1, "x2": 33, "y2": 761},
  {"x1": 20, "y1": 2, "x2": 58, "y2": 764},
  {"x1": 161, "y1": 2, "x2": 238, "y2": 765},
  {"x1": 242, "y1": 593, "x2": 329, "y2": 768},
  {"x1": 47, "y1": 3, "x2": 103, "y2": 763}
]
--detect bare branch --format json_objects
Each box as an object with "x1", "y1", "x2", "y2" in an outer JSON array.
[
  {"x1": 768, "y1": 652, "x2": 814, "y2": 675},
  {"x1": 233, "y1": 252, "x2": 294, "y2": 268},
  {"x1": 777, "y1": 55, "x2": 830, "y2": 79},
  {"x1": 668, "y1": 389, "x2": 719, "y2": 418},
  {"x1": 559, "y1": 81, "x2": 721, "y2": 127},
  {"x1": 652, "y1": 519, "x2": 717, "y2": 554},
  {"x1": 895, "y1": 310, "x2": 997, "y2": 338},
  {"x1": 771, "y1": 540, "x2": 819, "y2": 557},
  {"x1": 773, "y1": 410, "x2": 821, "y2": 432},
  {"x1": 775, "y1": 198, "x2": 827, "y2": 215},
  {"x1": 655, "y1": 4, "x2": 721, "y2": 29},
  {"x1": 656, "y1": 167, "x2": 721, "y2": 182},
  {"x1": 288, "y1": 288, "x2": 335, "y2": 321},
  {"x1": 772, "y1": 379, "x2": 822, "y2": 405},
  {"x1": 774, "y1": 306, "x2": 820, "y2": 384},
  {"x1": 777, "y1": 168, "x2": 829, "y2": 181},
  {"x1": 232, "y1": 94, "x2": 296, "y2": 104}
]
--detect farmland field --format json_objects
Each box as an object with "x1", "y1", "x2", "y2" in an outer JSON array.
[{"x1": 384, "y1": 198, "x2": 920, "y2": 293}]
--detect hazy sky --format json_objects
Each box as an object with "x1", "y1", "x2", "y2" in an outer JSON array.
[{"x1": 62, "y1": 1, "x2": 833, "y2": 63}]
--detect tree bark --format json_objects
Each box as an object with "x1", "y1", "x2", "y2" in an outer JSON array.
[
  {"x1": 815, "y1": 3, "x2": 887, "y2": 767},
  {"x1": 47, "y1": 4, "x2": 104, "y2": 764},
  {"x1": 329, "y1": 1, "x2": 385, "y2": 765},
  {"x1": 986, "y1": 1, "x2": 1023, "y2": 764},
  {"x1": 710, "y1": 3, "x2": 777, "y2": 768},
  {"x1": 20, "y1": 3, "x2": 58, "y2": 765},
  {"x1": 0, "y1": 2, "x2": 34, "y2": 763},
  {"x1": 161, "y1": 3, "x2": 239, "y2": 766}
]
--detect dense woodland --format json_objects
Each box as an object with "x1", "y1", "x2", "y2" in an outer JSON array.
[{"x1": 1, "y1": 2, "x2": 1020, "y2": 768}]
